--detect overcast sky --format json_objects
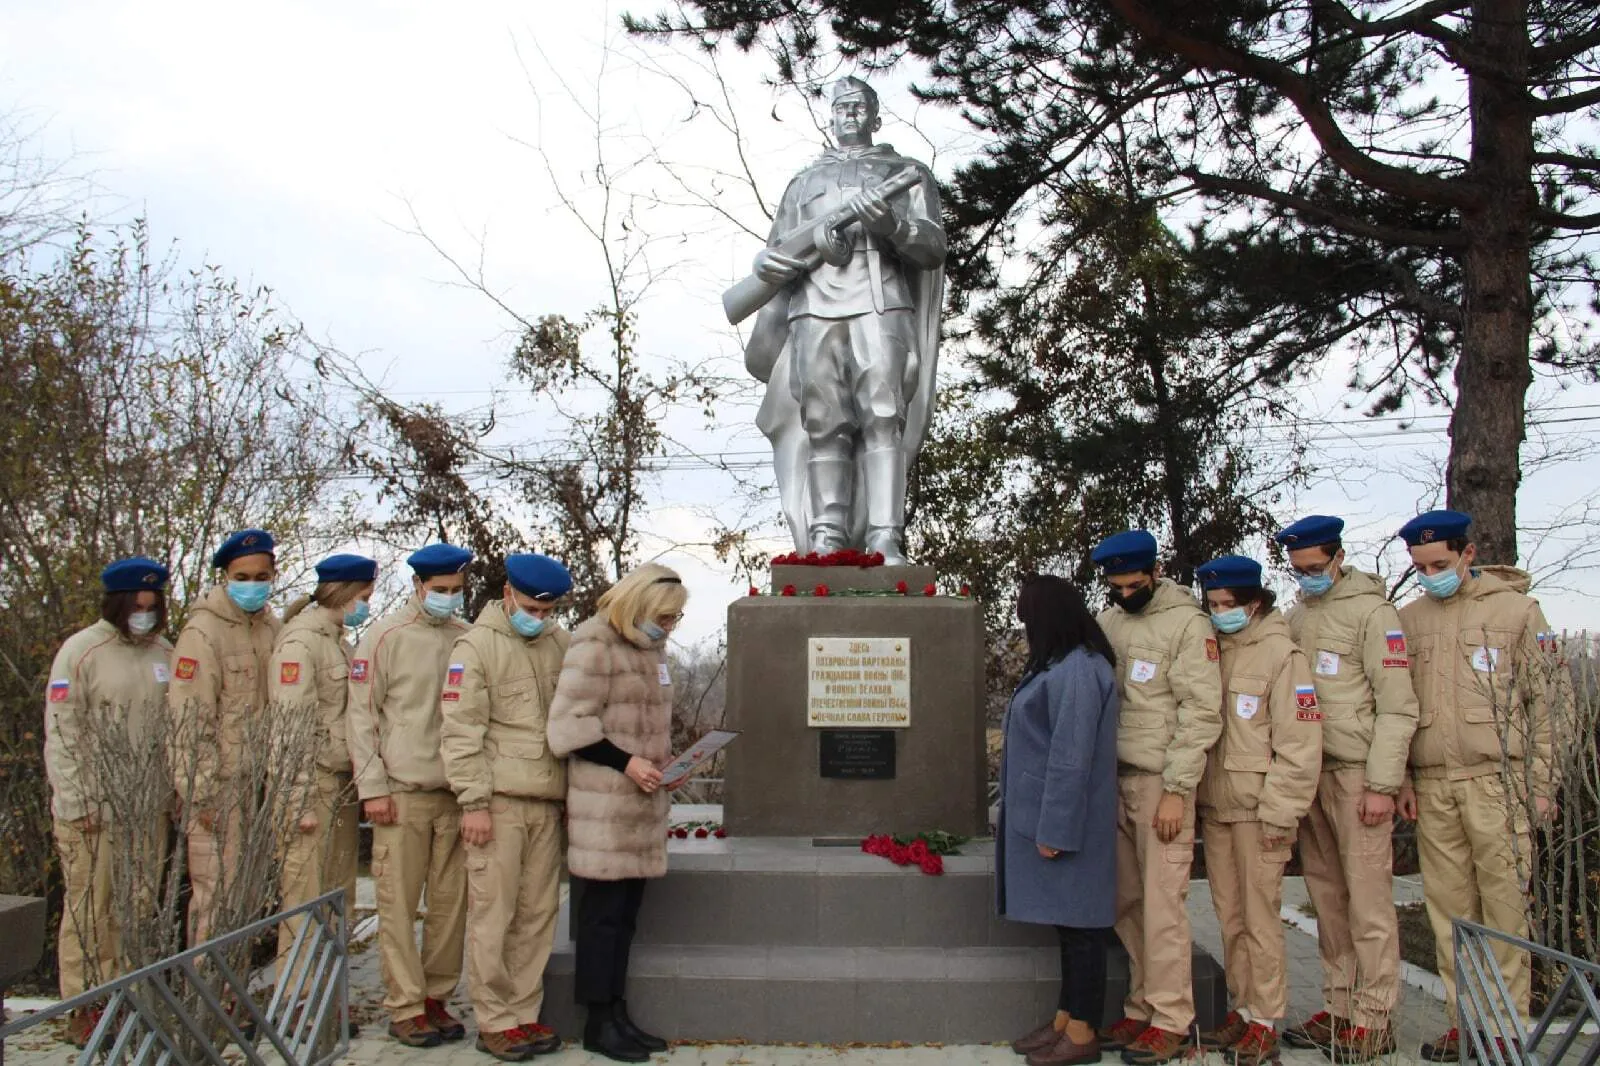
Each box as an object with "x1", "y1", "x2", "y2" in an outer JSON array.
[{"x1": 6, "y1": 0, "x2": 1598, "y2": 643}]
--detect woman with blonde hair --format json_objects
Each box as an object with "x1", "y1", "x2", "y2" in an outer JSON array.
[
  {"x1": 269, "y1": 552, "x2": 376, "y2": 1034},
  {"x1": 547, "y1": 562, "x2": 687, "y2": 1064}
]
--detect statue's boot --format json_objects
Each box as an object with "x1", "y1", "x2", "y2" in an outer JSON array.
[
  {"x1": 807, "y1": 457, "x2": 853, "y2": 554},
  {"x1": 863, "y1": 447, "x2": 908, "y2": 565}
]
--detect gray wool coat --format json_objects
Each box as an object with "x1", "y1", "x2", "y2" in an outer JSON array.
[{"x1": 995, "y1": 645, "x2": 1120, "y2": 928}]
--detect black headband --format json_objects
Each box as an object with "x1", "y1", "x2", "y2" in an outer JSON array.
[{"x1": 653, "y1": 576, "x2": 682, "y2": 585}]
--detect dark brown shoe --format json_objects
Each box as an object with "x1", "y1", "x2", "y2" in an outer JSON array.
[
  {"x1": 1420, "y1": 1028, "x2": 1462, "y2": 1063},
  {"x1": 1330, "y1": 1024, "x2": 1396, "y2": 1064},
  {"x1": 1014, "y1": 1020, "x2": 1062, "y2": 1055},
  {"x1": 1198, "y1": 1011, "x2": 1249, "y2": 1050},
  {"x1": 65, "y1": 1008, "x2": 102, "y2": 1049},
  {"x1": 1027, "y1": 1031, "x2": 1102, "y2": 1066},
  {"x1": 1281, "y1": 1011, "x2": 1341, "y2": 1050},
  {"x1": 1227, "y1": 1022, "x2": 1280, "y2": 1066},
  {"x1": 514, "y1": 1023, "x2": 563, "y2": 1056},
  {"x1": 424, "y1": 997, "x2": 467, "y2": 1041},
  {"x1": 388, "y1": 1014, "x2": 444, "y2": 1048},
  {"x1": 476, "y1": 1028, "x2": 535, "y2": 1062}
]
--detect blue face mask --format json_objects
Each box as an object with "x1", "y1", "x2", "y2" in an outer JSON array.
[
  {"x1": 422, "y1": 590, "x2": 463, "y2": 618},
  {"x1": 343, "y1": 601, "x2": 370, "y2": 628},
  {"x1": 1296, "y1": 572, "x2": 1335, "y2": 598},
  {"x1": 1418, "y1": 563, "x2": 1464, "y2": 600},
  {"x1": 639, "y1": 621, "x2": 667, "y2": 643},
  {"x1": 509, "y1": 608, "x2": 546, "y2": 638},
  {"x1": 1210, "y1": 607, "x2": 1250, "y2": 634},
  {"x1": 227, "y1": 580, "x2": 272, "y2": 614}
]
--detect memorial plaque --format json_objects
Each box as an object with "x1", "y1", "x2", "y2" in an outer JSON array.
[
  {"x1": 819, "y1": 729, "x2": 896, "y2": 780},
  {"x1": 807, "y1": 637, "x2": 911, "y2": 727}
]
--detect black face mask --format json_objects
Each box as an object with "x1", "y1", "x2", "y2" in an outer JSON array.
[{"x1": 1112, "y1": 584, "x2": 1155, "y2": 613}]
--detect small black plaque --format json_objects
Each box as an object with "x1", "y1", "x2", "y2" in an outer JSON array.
[{"x1": 819, "y1": 729, "x2": 896, "y2": 780}]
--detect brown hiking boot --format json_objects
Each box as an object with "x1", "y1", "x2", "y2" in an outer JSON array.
[
  {"x1": 1198, "y1": 1011, "x2": 1249, "y2": 1050},
  {"x1": 1119, "y1": 1026, "x2": 1190, "y2": 1065},
  {"x1": 65, "y1": 1008, "x2": 102, "y2": 1049},
  {"x1": 476, "y1": 1028, "x2": 535, "y2": 1062},
  {"x1": 1330, "y1": 1024, "x2": 1397, "y2": 1064},
  {"x1": 514, "y1": 1023, "x2": 563, "y2": 1056},
  {"x1": 1014, "y1": 1019, "x2": 1063, "y2": 1054},
  {"x1": 388, "y1": 1014, "x2": 444, "y2": 1048},
  {"x1": 1420, "y1": 1028, "x2": 1461, "y2": 1063},
  {"x1": 1026, "y1": 1030, "x2": 1102, "y2": 1066},
  {"x1": 424, "y1": 997, "x2": 467, "y2": 1041},
  {"x1": 1227, "y1": 1022, "x2": 1279, "y2": 1066},
  {"x1": 1281, "y1": 1011, "x2": 1341, "y2": 1049},
  {"x1": 1098, "y1": 1017, "x2": 1149, "y2": 1051}
]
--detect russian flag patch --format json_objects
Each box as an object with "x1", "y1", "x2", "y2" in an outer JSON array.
[
  {"x1": 48, "y1": 679, "x2": 70, "y2": 703},
  {"x1": 1295, "y1": 684, "x2": 1318, "y2": 710},
  {"x1": 447, "y1": 663, "x2": 464, "y2": 687},
  {"x1": 351, "y1": 659, "x2": 369, "y2": 682},
  {"x1": 1385, "y1": 630, "x2": 1406, "y2": 655}
]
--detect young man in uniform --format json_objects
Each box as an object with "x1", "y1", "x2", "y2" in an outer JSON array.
[
  {"x1": 1274, "y1": 515, "x2": 1419, "y2": 1061},
  {"x1": 1395, "y1": 511, "x2": 1555, "y2": 1062},
  {"x1": 442, "y1": 554, "x2": 574, "y2": 1061},
  {"x1": 346, "y1": 544, "x2": 474, "y2": 1048},
  {"x1": 1091, "y1": 531, "x2": 1224, "y2": 1065}
]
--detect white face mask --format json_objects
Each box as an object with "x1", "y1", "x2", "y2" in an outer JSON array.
[{"x1": 128, "y1": 611, "x2": 159, "y2": 636}]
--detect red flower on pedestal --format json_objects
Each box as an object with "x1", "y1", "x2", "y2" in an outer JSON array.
[
  {"x1": 713, "y1": 827, "x2": 727, "y2": 839},
  {"x1": 815, "y1": 583, "x2": 830, "y2": 597},
  {"x1": 748, "y1": 586, "x2": 760, "y2": 596},
  {"x1": 923, "y1": 583, "x2": 937, "y2": 597},
  {"x1": 959, "y1": 584, "x2": 972, "y2": 597},
  {"x1": 694, "y1": 827, "x2": 709, "y2": 839},
  {"x1": 919, "y1": 854, "x2": 944, "y2": 876},
  {"x1": 781, "y1": 584, "x2": 797, "y2": 597},
  {"x1": 888, "y1": 843, "x2": 911, "y2": 865},
  {"x1": 896, "y1": 580, "x2": 909, "y2": 594},
  {"x1": 908, "y1": 839, "x2": 931, "y2": 863}
]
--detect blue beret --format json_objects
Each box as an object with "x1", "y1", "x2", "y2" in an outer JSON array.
[
  {"x1": 1090, "y1": 530, "x2": 1159, "y2": 575},
  {"x1": 1275, "y1": 515, "x2": 1345, "y2": 548},
  {"x1": 315, "y1": 553, "x2": 377, "y2": 583},
  {"x1": 1399, "y1": 510, "x2": 1471, "y2": 547},
  {"x1": 212, "y1": 529, "x2": 275, "y2": 569},
  {"x1": 505, "y1": 553, "x2": 573, "y2": 600},
  {"x1": 101, "y1": 556, "x2": 169, "y2": 593},
  {"x1": 407, "y1": 543, "x2": 474, "y2": 577},
  {"x1": 1197, "y1": 554, "x2": 1263, "y2": 590}
]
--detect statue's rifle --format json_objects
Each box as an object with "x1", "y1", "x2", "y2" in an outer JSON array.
[{"x1": 721, "y1": 167, "x2": 921, "y2": 326}]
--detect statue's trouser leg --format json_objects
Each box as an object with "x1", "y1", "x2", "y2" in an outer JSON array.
[
  {"x1": 852, "y1": 311, "x2": 913, "y2": 561},
  {"x1": 792, "y1": 316, "x2": 856, "y2": 550}
]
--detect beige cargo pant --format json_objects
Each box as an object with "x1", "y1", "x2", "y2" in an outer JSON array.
[
  {"x1": 1298, "y1": 767, "x2": 1400, "y2": 1029},
  {"x1": 372, "y1": 789, "x2": 467, "y2": 1023},
  {"x1": 56, "y1": 819, "x2": 117, "y2": 998},
  {"x1": 277, "y1": 770, "x2": 360, "y2": 981},
  {"x1": 1414, "y1": 774, "x2": 1533, "y2": 1024},
  {"x1": 186, "y1": 809, "x2": 242, "y2": 947},
  {"x1": 1113, "y1": 774, "x2": 1198, "y2": 1033},
  {"x1": 1203, "y1": 817, "x2": 1292, "y2": 1023},
  {"x1": 464, "y1": 796, "x2": 563, "y2": 1032}
]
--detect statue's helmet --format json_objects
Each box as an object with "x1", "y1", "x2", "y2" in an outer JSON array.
[{"x1": 830, "y1": 76, "x2": 880, "y2": 115}]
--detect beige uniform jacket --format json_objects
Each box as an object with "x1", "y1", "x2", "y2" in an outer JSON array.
[
  {"x1": 1197, "y1": 609, "x2": 1324, "y2": 830},
  {"x1": 270, "y1": 606, "x2": 354, "y2": 795},
  {"x1": 1285, "y1": 568, "x2": 1420, "y2": 794},
  {"x1": 167, "y1": 586, "x2": 280, "y2": 808},
  {"x1": 45, "y1": 620, "x2": 173, "y2": 823},
  {"x1": 439, "y1": 601, "x2": 571, "y2": 810},
  {"x1": 1097, "y1": 579, "x2": 1224, "y2": 795},
  {"x1": 346, "y1": 595, "x2": 468, "y2": 799},
  {"x1": 1399, "y1": 566, "x2": 1554, "y2": 797}
]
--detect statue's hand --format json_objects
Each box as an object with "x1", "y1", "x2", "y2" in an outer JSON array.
[
  {"x1": 754, "y1": 247, "x2": 807, "y2": 285},
  {"x1": 848, "y1": 188, "x2": 897, "y2": 236}
]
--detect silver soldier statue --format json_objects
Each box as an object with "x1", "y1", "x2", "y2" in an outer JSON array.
[{"x1": 733, "y1": 76, "x2": 946, "y2": 565}]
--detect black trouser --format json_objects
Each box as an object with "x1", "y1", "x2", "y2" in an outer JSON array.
[
  {"x1": 573, "y1": 876, "x2": 648, "y2": 1006},
  {"x1": 1057, "y1": 925, "x2": 1112, "y2": 1022}
]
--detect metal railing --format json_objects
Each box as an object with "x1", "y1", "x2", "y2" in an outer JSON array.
[
  {"x1": 1454, "y1": 917, "x2": 1600, "y2": 1066},
  {"x1": 0, "y1": 890, "x2": 350, "y2": 1066}
]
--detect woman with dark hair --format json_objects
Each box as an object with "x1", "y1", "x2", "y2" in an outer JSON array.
[
  {"x1": 1000, "y1": 574, "x2": 1121, "y2": 1066},
  {"x1": 1192, "y1": 555, "x2": 1322, "y2": 1066},
  {"x1": 44, "y1": 557, "x2": 173, "y2": 1047}
]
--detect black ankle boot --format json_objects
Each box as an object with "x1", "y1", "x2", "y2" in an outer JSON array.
[
  {"x1": 613, "y1": 1000, "x2": 667, "y2": 1053},
  {"x1": 583, "y1": 1003, "x2": 649, "y2": 1063}
]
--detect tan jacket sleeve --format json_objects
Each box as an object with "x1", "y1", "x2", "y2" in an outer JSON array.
[
  {"x1": 439, "y1": 637, "x2": 493, "y2": 810},
  {"x1": 1163, "y1": 614, "x2": 1224, "y2": 795},
  {"x1": 1518, "y1": 601, "x2": 1556, "y2": 799},
  {"x1": 546, "y1": 626, "x2": 613, "y2": 756},
  {"x1": 346, "y1": 629, "x2": 389, "y2": 800},
  {"x1": 43, "y1": 640, "x2": 90, "y2": 823},
  {"x1": 167, "y1": 625, "x2": 221, "y2": 808},
  {"x1": 1257, "y1": 648, "x2": 1325, "y2": 831},
  {"x1": 1361, "y1": 601, "x2": 1420, "y2": 794}
]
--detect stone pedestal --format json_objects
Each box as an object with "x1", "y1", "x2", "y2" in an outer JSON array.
[
  {"x1": 724, "y1": 585, "x2": 985, "y2": 838},
  {"x1": 0, "y1": 895, "x2": 46, "y2": 990}
]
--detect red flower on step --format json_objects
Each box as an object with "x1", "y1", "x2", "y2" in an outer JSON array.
[
  {"x1": 908, "y1": 839, "x2": 931, "y2": 863},
  {"x1": 673, "y1": 827, "x2": 689, "y2": 839},
  {"x1": 748, "y1": 586, "x2": 760, "y2": 596},
  {"x1": 694, "y1": 827, "x2": 709, "y2": 839},
  {"x1": 919, "y1": 854, "x2": 944, "y2": 876},
  {"x1": 713, "y1": 828, "x2": 727, "y2": 839},
  {"x1": 959, "y1": 584, "x2": 972, "y2": 597},
  {"x1": 815, "y1": 583, "x2": 830, "y2": 597},
  {"x1": 781, "y1": 585, "x2": 796, "y2": 597},
  {"x1": 896, "y1": 580, "x2": 909, "y2": 594},
  {"x1": 923, "y1": 583, "x2": 937, "y2": 597},
  {"x1": 889, "y1": 844, "x2": 912, "y2": 865}
]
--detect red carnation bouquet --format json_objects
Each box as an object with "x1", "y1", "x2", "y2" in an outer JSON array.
[
  {"x1": 860, "y1": 830, "x2": 967, "y2": 876},
  {"x1": 771, "y1": 549, "x2": 887, "y2": 568}
]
